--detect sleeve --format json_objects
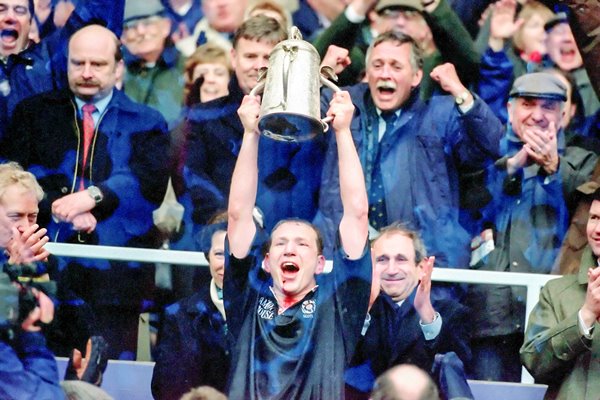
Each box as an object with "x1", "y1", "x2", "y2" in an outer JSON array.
[
  {"x1": 95, "y1": 112, "x2": 171, "y2": 220},
  {"x1": 520, "y1": 283, "x2": 591, "y2": 383},
  {"x1": 332, "y1": 233, "x2": 372, "y2": 364},
  {"x1": 476, "y1": 47, "x2": 514, "y2": 124},
  {"x1": 426, "y1": 302, "x2": 472, "y2": 368},
  {"x1": 183, "y1": 122, "x2": 227, "y2": 226},
  {"x1": 449, "y1": 95, "x2": 504, "y2": 170},
  {"x1": 0, "y1": 333, "x2": 65, "y2": 400},
  {"x1": 223, "y1": 234, "x2": 262, "y2": 340},
  {"x1": 557, "y1": 147, "x2": 599, "y2": 196},
  {"x1": 151, "y1": 305, "x2": 198, "y2": 400},
  {"x1": 427, "y1": 0, "x2": 480, "y2": 86}
]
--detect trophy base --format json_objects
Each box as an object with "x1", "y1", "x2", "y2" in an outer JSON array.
[{"x1": 259, "y1": 113, "x2": 324, "y2": 142}]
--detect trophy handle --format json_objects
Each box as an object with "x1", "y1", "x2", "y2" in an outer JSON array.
[
  {"x1": 319, "y1": 66, "x2": 341, "y2": 132},
  {"x1": 249, "y1": 67, "x2": 268, "y2": 97}
]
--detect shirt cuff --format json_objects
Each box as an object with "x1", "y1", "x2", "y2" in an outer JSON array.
[
  {"x1": 458, "y1": 100, "x2": 474, "y2": 114},
  {"x1": 420, "y1": 312, "x2": 442, "y2": 340},
  {"x1": 345, "y1": 5, "x2": 366, "y2": 23},
  {"x1": 578, "y1": 309, "x2": 595, "y2": 339}
]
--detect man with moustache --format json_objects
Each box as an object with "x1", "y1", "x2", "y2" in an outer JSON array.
[
  {"x1": 315, "y1": 30, "x2": 503, "y2": 285},
  {"x1": 2, "y1": 24, "x2": 170, "y2": 359},
  {"x1": 0, "y1": 0, "x2": 124, "y2": 141}
]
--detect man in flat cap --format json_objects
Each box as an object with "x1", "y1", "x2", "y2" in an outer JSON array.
[
  {"x1": 121, "y1": 0, "x2": 185, "y2": 128},
  {"x1": 521, "y1": 186, "x2": 600, "y2": 400},
  {"x1": 463, "y1": 71, "x2": 598, "y2": 381}
]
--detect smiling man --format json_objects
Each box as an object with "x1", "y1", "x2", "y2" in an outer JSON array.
[
  {"x1": 315, "y1": 30, "x2": 503, "y2": 285},
  {"x1": 345, "y1": 223, "x2": 470, "y2": 397},
  {"x1": 521, "y1": 187, "x2": 600, "y2": 400},
  {"x1": 465, "y1": 71, "x2": 598, "y2": 381},
  {"x1": 225, "y1": 89, "x2": 370, "y2": 399}
]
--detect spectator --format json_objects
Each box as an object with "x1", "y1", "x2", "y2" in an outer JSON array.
[
  {"x1": 464, "y1": 71, "x2": 597, "y2": 381},
  {"x1": 2, "y1": 24, "x2": 171, "y2": 359},
  {"x1": 182, "y1": 15, "x2": 326, "y2": 234},
  {"x1": 292, "y1": 0, "x2": 347, "y2": 40},
  {"x1": 183, "y1": 43, "x2": 232, "y2": 106},
  {"x1": 370, "y1": 364, "x2": 440, "y2": 400},
  {"x1": 314, "y1": 31, "x2": 503, "y2": 284},
  {"x1": 225, "y1": 89, "x2": 370, "y2": 398},
  {"x1": 521, "y1": 186, "x2": 600, "y2": 400},
  {"x1": 61, "y1": 380, "x2": 113, "y2": 400},
  {"x1": 313, "y1": 0, "x2": 480, "y2": 94},
  {"x1": 161, "y1": 0, "x2": 203, "y2": 44},
  {"x1": 245, "y1": 0, "x2": 292, "y2": 31},
  {"x1": 121, "y1": 0, "x2": 186, "y2": 128},
  {"x1": 176, "y1": 0, "x2": 248, "y2": 56},
  {"x1": 0, "y1": 161, "x2": 64, "y2": 400},
  {"x1": 346, "y1": 223, "x2": 470, "y2": 397},
  {"x1": 544, "y1": 11, "x2": 599, "y2": 118},
  {"x1": 0, "y1": 0, "x2": 124, "y2": 141},
  {"x1": 151, "y1": 216, "x2": 231, "y2": 399},
  {"x1": 477, "y1": 0, "x2": 554, "y2": 123}
]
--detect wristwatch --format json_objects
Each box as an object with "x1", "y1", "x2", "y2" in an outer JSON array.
[
  {"x1": 87, "y1": 185, "x2": 103, "y2": 204},
  {"x1": 455, "y1": 91, "x2": 470, "y2": 105}
]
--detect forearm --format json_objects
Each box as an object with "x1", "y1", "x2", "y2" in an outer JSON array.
[{"x1": 227, "y1": 132, "x2": 259, "y2": 258}]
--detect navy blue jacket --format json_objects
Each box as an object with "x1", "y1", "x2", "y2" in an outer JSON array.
[
  {"x1": 152, "y1": 284, "x2": 231, "y2": 400},
  {"x1": 182, "y1": 77, "x2": 327, "y2": 233},
  {"x1": 0, "y1": 332, "x2": 65, "y2": 400},
  {"x1": 2, "y1": 88, "x2": 170, "y2": 309},
  {"x1": 315, "y1": 83, "x2": 504, "y2": 267},
  {"x1": 346, "y1": 292, "x2": 471, "y2": 396},
  {"x1": 0, "y1": 0, "x2": 124, "y2": 142}
]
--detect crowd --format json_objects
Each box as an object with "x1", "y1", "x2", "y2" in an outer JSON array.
[{"x1": 0, "y1": 0, "x2": 599, "y2": 399}]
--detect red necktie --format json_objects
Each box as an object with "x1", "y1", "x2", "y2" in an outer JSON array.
[{"x1": 80, "y1": 103, "x2": 96, "y2": 190}]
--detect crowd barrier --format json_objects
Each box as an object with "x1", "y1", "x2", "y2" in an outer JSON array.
[
  {"x1": 46, "y1": 243, "x2": 561, "y2": 385},
  {"x1": 55, "y1": 358, "x2": 549, "y2": 400}
]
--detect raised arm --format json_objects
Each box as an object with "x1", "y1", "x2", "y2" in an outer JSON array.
[
  {"x1": 227, "y1": 95, "x2": 261, "y2": 258},
  {"x1": 327, "y1": 91, "x2": 369, "y2": 259}
]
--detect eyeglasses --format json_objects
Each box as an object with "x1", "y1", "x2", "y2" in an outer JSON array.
[
  {"x1": 379, "y1": 9, "x2": 420, "y2": 20},
  {"x1": 123, "y1": 15, "x2": 163, "y2": 31},
  {"x1": 0, "y1": 4, "x2": 30, "y2": 17}
]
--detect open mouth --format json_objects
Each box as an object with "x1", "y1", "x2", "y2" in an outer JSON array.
[
  {"x1": 1, "y1": 29, "x2": 18, "y2": 46},
  {"x1": 376, "y1": 81, "x2": 397, "y2": 97},
  {"x1": 281, "y1": 262, "x2": 299, "y2": 273}
]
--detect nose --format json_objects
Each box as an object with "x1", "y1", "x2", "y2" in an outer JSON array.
[
  {"x1": 204, "y1": 71, "x2": 216, "y2": 82},
  {"x1": 283, "y1": 241, "x2": 296, "y2": 255},
  {"x1": 14, "y1": 217, "x2": 32, "y2": 232},
  {"x1": 81, "y1": 62, "x2": 93, "y2": 79}
]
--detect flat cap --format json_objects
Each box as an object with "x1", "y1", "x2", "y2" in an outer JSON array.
[
  {"x1": 544, "y1": 12, "x2": 568, "y2": 32},
  {"x1": 375, "y1": 0, "x2": 424, "y2": 13},
  {"x1": 509, "y1": 72, "x2": 567, "y2": 102},
  {"x1": 124, "y1": 0, "x2": 165, "y2": 24}
]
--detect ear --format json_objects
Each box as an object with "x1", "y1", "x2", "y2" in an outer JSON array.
[
  {"x1": 507, "y1": 101, "x2": 513, "y2": 125},
  {"x1": 115, "y1": 59, "x2": 125, "y2": 85},
  {"x1": 314, "y1": 254, "x2": 326, "y2": 275},
  {"x1": 230, "y1": 48, "x2": 237, "y2": 70},
  {"x1": 263, "y1": 253, "x2": 272, "y2": 273},
  {"x1": 411, "y1": 68, "x2": 423, "y2": 88}
]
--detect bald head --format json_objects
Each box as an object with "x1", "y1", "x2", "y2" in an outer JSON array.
[
  {"x1": 371, "y1": 364, "x2": 439, "y2": 400},
  {"x1": 67, "y1": 24, "x2": 124, "y2": 102}
]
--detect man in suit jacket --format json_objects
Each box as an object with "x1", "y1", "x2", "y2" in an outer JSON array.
[
  {"x1": 346, "y1": 222, "x2": 471, "y2": 398},
  {"x1": 1, "y1": 24, "x2": 170, "y2": 359}
]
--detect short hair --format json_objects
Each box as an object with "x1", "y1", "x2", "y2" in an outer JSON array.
[
  {"x1": 245, "y1": 0, "x2": 292, "y2": 30},
  {"x1": 179, "y1": 385, "x2": 228, "y2": 400},
  {"x1": 0, "y1": 162, "x2": 44, "y2": 204},
  {"x1": 366, "y1": 30, "x2": 424, "y2": 72},
  {"x1": 512, "y1": 1, "x2": 554, "y2": 52},
  {"x1": 371, "y1": 364, "x2": 440, "y2": 400},
  {"x1": 232, "y1": 14, "x2": 287, "y2": 50},
  {"x1": 199, "y1": 211, "x2": 228, "y2": 260},
  {"x1": 268, "y1": 218, "x2": 324, "y2": 254},
  {"x1": 60, "y1": 380, "x2": 114, "y2": 400},
  {"x1": 372, "y1": 222, "x2": 427, "y2": 264}
]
